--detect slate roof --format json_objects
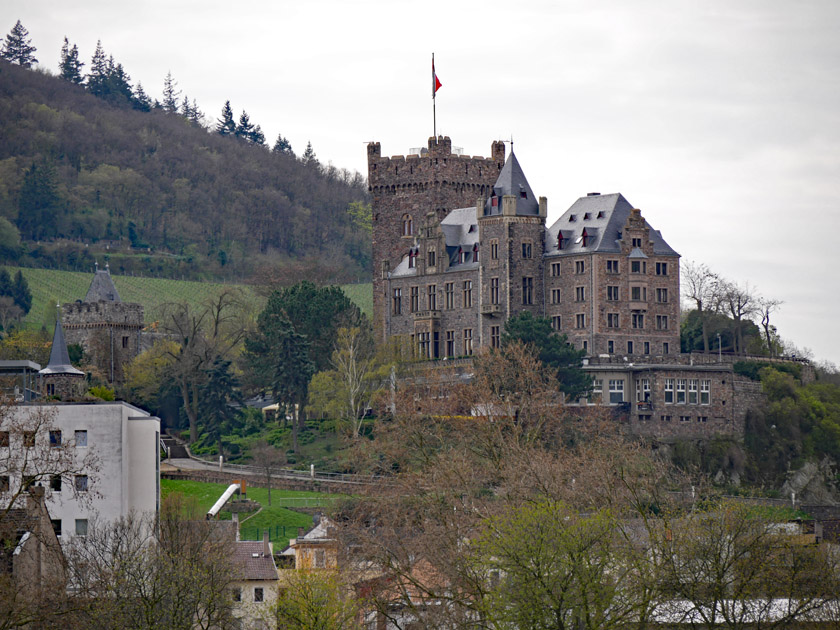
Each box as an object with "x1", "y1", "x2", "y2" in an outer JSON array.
[
  {"x1": 545, "y1": 193, "x2": 679, "y2": 257},
  {"x1": 484, "y1": 152, "x2": 539, "y2": 216},
  {"x1": 39, "y1": 319, "x2": 84, "y2": 377},
  {"x1": 84, "y1": 265, "x2": 121, "y2": 302},
  {"x1": 441, "y1": 206, "x2": 479, "y2": 269},
  {"x1": 232, "y1": 541, "x2": 278, "y2": 581}
]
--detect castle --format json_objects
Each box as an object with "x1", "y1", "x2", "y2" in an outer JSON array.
[
  {"x1": 368, "y1": 136, "x2": 764, "y2": 440},
  {"x1": 61, "y1": 264, "x2": 144, "y2": 384}
]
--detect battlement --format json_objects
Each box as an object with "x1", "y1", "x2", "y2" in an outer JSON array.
[{"x1": 62, "y1": 301, "x2": 144, "y2": 327}]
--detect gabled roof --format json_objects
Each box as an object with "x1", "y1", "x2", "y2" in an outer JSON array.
[
  {"x1": 441, "y1": 207, "x2": 479, "y2": 269},
  {"x1": 545, "y1": 193, "x2": 679, "y2": 257},
  {"x1": 84, "y1": 265, "x2": 121, "y2": 302},
  {"x1": 39, "y1": 319, "x2": 84, "y2": 377},
  {"x1": 484, "y1": 152, "x2": 539, "y2": 216},
  {"x1": 232, "y1": 541, "x2": 278, "y2": 581}
]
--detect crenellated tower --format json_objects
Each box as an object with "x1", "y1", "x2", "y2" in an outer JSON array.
[{"x1": 367, "y1": 136, "x2": 505, "y2": 341}]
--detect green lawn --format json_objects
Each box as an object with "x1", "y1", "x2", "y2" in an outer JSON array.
[
  {"x1": 161, "y1": 478, "x2": 343, "y2": 548},
  {"x1": 10, "y1": 265, "x2": 372, "y2": 331}
]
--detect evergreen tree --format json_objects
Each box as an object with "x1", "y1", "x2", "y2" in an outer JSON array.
[
  {"x1": 162, "y1": 71, "x2": 180, "y2": 113},
  {"x1": 189, "y1": 98, "x2": 204, "y2": 126},
  {"x1": 0, "y1": 270, "x2": 11, "y2": 298},
  {"x1": 86, "y1": 40, "x2": 108, "y2": 96},
  {"x1": 59, "y1": 36, "x2": 84, "y2": 84},
  {"x1": 216, "y1": 100, "x2": 236, "y2": 136},
  {"x1": 272, "y1": 134, "x2": 294, "y2": 156},
  {"x1": 11, "y1": 271, "x2": 31, "y2": 315},
  {"x1": 18, "y1": 159, "x2": 62, "y2": 241},
  {"x1": 199, "y1": 357, "x2": 243, "y2": 456},
  {"x1": 250, "y1": 124, "x2": 266, "y2": 146},
  {"x1": 1, "y1": 20, "x2": 38, "y2": 67},
  {"x1": 102, "y1": 56, "x2": 134, "y2": 106},
  {"x1": 234, "y1": 110, "x2": 255, "y2": 140},
  {"x1": 133, "y1": 82, "x2": 152, "y2": 111},
  {"x1": 301, "y1": 141, "x2": 318, "y2": 167}
]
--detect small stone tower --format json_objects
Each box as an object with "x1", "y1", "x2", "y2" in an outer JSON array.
[
  {"x1": 39, "y1": 315, "x2": 85, "y2": 400},
  {"x1": 367, "y1": 136, "x2": 506, "y2": 341},
  {"x1": 62, "y1": 263, "x2": 144, "y2": 384}
]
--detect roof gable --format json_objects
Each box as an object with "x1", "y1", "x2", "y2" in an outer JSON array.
[
  {"x1": 484, "y1": 152, "x2": 539, "y2": 216},
  {"x1": 84, "y1": 265, "x2": 121, "y2": 303}
]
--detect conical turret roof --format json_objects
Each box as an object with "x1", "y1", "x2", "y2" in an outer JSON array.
[
  {"x1": 39, "y1": 317, "x2": 84, "y2": 376},
  {"x1": 484, "y1": 152, "x2": 539, "y2": 216},
  {"x1": 84, "y1": 263, "x2": 121, "y2": 302}
]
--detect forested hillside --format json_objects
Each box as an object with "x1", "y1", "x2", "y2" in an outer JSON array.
[{"x1": 0, "y1": 60, "x2": 371, "y2": 282}]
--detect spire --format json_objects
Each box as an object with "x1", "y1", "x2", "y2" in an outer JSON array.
[
  {"x1": 484, "y1": 152, "x2": 539, "y2": 216},
  {"x1": 39, "y1": 315, "x2": 84, "y2": 376},
  {"x1": 84, "y1": 262, "x2": 121, "y2": 302}
]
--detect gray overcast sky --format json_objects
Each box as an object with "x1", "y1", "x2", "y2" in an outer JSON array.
[{"x1": 5, "y1": 0, "x2": 840, "y2": 365}]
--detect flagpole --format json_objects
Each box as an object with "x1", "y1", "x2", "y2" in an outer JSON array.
[{"x1": 432, "y1": 53, "x2": 436, "y2": 139}]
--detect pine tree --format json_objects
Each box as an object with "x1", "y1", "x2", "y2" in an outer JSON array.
[
  {"x1": 1, "y1": 20, "x2": 38, "y2": 67},
  {"x1": 216, "y1": 100, "x2": 236, "y2": 136},
  {"x1": 234, "y1": 111, "x2": 255, "y2": 140},
  {"x1": 11, "y1": 271, "x2": 31, "y2": 315},
  {"x1": 133, "y1": 82, "x2": 151, "y2": 111},
  {"x1": 189, "y1": 98, "x2": 204, "y2": 126},
  {"x1": 273, "y1": 134, "x2": 294, "y2": 156},
  {"x1": 180, "y1": 95, "x2": 193, "y2": 119},
  {"x1": 301, "y1": 141, "x2": 318, "y2": 167},
  {"x1": 86, "y1": 40, "x2": 108, "y2": 96},
  {"x1": 162, "y1": 71, "x2": 181, "y2": 113},
  {"x1": 59, "y1": 37, "x2": 84, "y2": 84},
  {"x1": 250, "y1": 124, "x2": 266, "y2": 146}
]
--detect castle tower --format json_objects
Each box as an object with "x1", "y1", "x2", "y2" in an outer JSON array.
[
  {"x1": 368, "y1": 136, "x2": 506, "y2": 341},
  {"x1": 62, "y1": 264, "x2": 144, "y2": 384},
  {"x1": 477, "y1": 152, "x2": 547, "y2": 345},
  {"x1": 39, "y1": 315, "x2": 85, "y2": 400}
]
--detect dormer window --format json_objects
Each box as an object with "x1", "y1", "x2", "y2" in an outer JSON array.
[
  {"x1": 581, "y1": 228, "x2": 591, "y2": 247},
  {"x1": 408, "y1": 249, "x2": 417, "y2": 269},
  {"x1": 459, "y1": 248, "x2": 468, "y2": 264},
  {"x1": 597, "y1": 211, "x2": 604, "y2": 219},
  {"x1": 402, "y1": 214, "x2": 413, "y2": 236},
  {"x1": 558, "y1": 234, "x2": 566, "y2": 250},
  {"x1": 632, "y1": 237, "x2": 642, "y2": 248},
  {"x1": 427, "y1": 249, "x2": 436, "y2": 268},
  {"x1": 491, "y1": 195, "x2": 498, "y2": 207},
  {"x1": 473, "y1": 244, "x2": 479, "y2": 262},
  {"x1": 583, "y1": 212, "x2": 591, "y2": 220},
  {"x1": 520, "y1": 187, "x2": 527, "y2": 199},
  {"x1": 568, "y1": 214, "x2": 576, "y2": 222}
]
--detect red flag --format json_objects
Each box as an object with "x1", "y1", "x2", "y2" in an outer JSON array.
[{"x1": 433, "y1": 59, "x2": 442, "y2": 97}]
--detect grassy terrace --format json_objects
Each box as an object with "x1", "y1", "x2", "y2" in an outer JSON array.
[
  {"x1": 161, "y1": 478, "x2": 344, "y2": 548},
  {"x1": 11, "y1": 266, "x2": 372, "y2": 331}
]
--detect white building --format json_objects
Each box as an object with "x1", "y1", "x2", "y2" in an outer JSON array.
[{"x1": 6, "y1": 402, "x2": 160, "y2": 540}]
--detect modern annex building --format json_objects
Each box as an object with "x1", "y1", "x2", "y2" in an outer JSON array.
[{"x1": 368, "y1": 136, "x2": 764, "y2": 440}]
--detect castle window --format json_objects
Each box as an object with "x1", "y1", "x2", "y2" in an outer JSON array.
[
  {"x1": 445, "y1": 283, "x2": 454, "y2": 309},
  {"x1": 445, "y1": 331, "x2": 455, "y2": 357},
  {"x1": 568, "y1": 214, "x2": 576, "y2": 222},
  {"x1": 608, "y1": 340, "x2": 614, "y2": 354},
  {"x1": 491, "y1": 278, "x2": 500, "y2": 305},
  {"x1": 656, "y1": 288, "x2": 668, "y2": 303},
  {"x1": 637, "y1": 378, "x2": 651, "y2": 403},
  {"x1": 491, "y1": 195, "x2": 498, "y2": 207},
  {"x1": 607, "y1": 313, "x2": 619, "y2": 328},
  {"x1": 575, "y1": 286, "x2": 585, "y2": 302},
  {"x1": 427, "y1": 285, "x2": 437, "y2": 311},
  {"x1": 632, "y1": 237, "x2": 642, "y2": 248},
  {"x1": 557, "y1": 234, "x2": 566, "y2": 250},
  {"x1": 575, "y1": 260, "x2": 585, "y2": 274},
  {"x1": 521, "y1": 242, "x2": 532, "y2": 259},
  {"x1": 490, "y1": 240, "x2": 499, "y2": 260},
  {"x1": 402, "y1": 214, "x2": 413, "y2": 236},
  {"x1": 463, "y1": 281, "x2": 473, "y2": 308},
  {"x1": 661, "y1": 415, "x2": 672, "y2": 422},
  {"x1": 49, "y1": 430, "x2": 61, "y2": 447},
  {"x1": 459, "y1": 248, "x2": 468, "y2": 264},
  {"x1": 680, "y1": 416, "x2": 691, "y2": 423},
  {"x1": 473, "y1": 244, "x2": 479, "y2": 262},
  {"x1": 46, "y1": 383, "x2": 56, "y2": 397},
  {"x1": 644, "y1": 341, "x2": 650, "y2": 355},
  {"x1": 407, "y1": 251, "x2": 416, "y2": 269},
  {"x1": 122, "y1": 336, "x2": 129, "y2": 348},
  {"x1": 551, "y1": 316, "x2": 562, "y2": 330},
  {"x1": 631, "y1": 286, "x2": 647, "y2": 301},
  {"x1": 418, "y1": 332, "x2": 431, "y2": 359},
  {"x1": 551, "y1": 288, "x2": 561, "y2": 305},
  {"x1": 575, "y1": 313, "x2": 586, "y2": 328},
  {"x1": 607, "y1": 286, "x2": 619, "y2": 301},
  {"x1": 688, "y1": 379, "x2": 698, "y2": 404},
  {"x1": 393, "y1": 289, "x2": 402, "y2": 315},
  {"x1": 583, "y1": 213, "x2": 590, "y2": 220},
  {"x1": 597, "y1": 211, "x2": 605, "y2": 219},
  {"x1": 656, "y1": 262, "x2": 668, "y2": 276},
  {"x1": 663, "y1": 342, "x2": 670, "y2": 354},
  {"x1": 522, "y1": 277, "x2": 533, "y2": 305},
  {"x1": 490, "y1": 326, "x2": 500, "y2": 348},
  {"x1": 609, "y1": 379, "x2": 625, "y2": 404},
  {"x1": 410, "y1": 287, "x2": 419, "y2": 312},
  {"x1": 656, "y1": 315, "x2": 668, "y2": 330},
  {"x1": 630, "y1": 260, "x2": 646, "y2": 274},
  {"x1": 520, "y1": 187, "x2": 527, "y2": 199},
  {"x1": 627, "y1": 340, "x2": 634, "y2": 354},
  {"x1": 632, "y1": 313, "x2": 644, "y2": 329},
  {"x1": 551, "y1": 262, "x2": 561, "y2": 276},
  {"x1": 581, "y1": 229, "x2": 590, "y2": 247},
  {"x1": 463, "y1": 329, "x2": 473, "y2": 356},
  {"x1": 676, "y1": 379, "x2": 687, "y2": 404},
  {"x1": 700, "y1": 380, "x2": 711, "y2": 404},
  {"x1": 665, "y1": 379, "x2": 674, "y2": 404},
  {"x1": 428, "y1": 249, "x2": 436, "y2": 268},
  {"x1": 606, "y1": 259, "x2": 619, "y2": 274}
]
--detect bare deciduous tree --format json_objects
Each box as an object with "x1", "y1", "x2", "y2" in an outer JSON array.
[
  {"x1": 758, "y1": 296, "x2": 784, "y2": 358},
  {"x1": 250, "y1": 439, "x2": 286, "y2": 506},
  {"x1": 681, "y1": 261, "x2": 722, "y2": 353}
]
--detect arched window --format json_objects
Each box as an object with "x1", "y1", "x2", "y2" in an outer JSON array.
[{"x1": 402, "y1": 214, "x2": 413, "y2": 236}]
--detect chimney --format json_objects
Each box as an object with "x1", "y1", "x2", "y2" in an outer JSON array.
[{"x1": 263, "y1": 529, "x2": 271, "y2": 557}]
